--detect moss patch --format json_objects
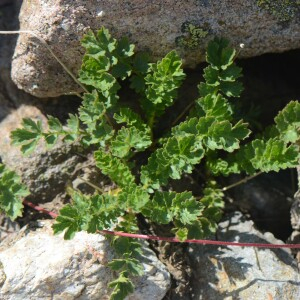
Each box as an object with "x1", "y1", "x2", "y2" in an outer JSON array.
[
  {"x1": 257, "y1": 0, "x2": 300, "y2": 21},
  {"x1": 175, "y1": 21, "x2": 209, "y2": 50}
]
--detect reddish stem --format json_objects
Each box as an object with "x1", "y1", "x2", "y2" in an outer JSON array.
[
  {"x1": 23, "y1": 199, "x2": 58, "y2": 218},
  {"x1": 100, "y1": 230, "x2": 300, "y2": 249},
  {"x1": 23, "y1": 199, "x2": 300, "y2": 249}
]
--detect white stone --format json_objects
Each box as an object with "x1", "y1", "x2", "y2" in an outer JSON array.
[{"x1": 0, "y1": 220, "x2": 170, "y2": 300}]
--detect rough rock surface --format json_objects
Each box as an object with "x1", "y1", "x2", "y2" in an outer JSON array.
[
  {"x1": 0, "y1": 0, "x2": 27, "y2": 116},
  {"x1": 0, "y1": 220, "x2": 171, "y2": 300},
  {"x1": 289, "y1": 168, "x2": 300, "y2": 266},
  {"x1": 0, "y1": 105, "x2": 85, "y2": 204},
  {"x1": 229, "y1": 173, "x2": 293, "y2": 240},
  {"x1": 11, "y1": 0, "x2": 300, "y2": 97},
  {"x1": 0, "y1": 1, "x2": 87, "y2": 207},
  {"x1": 0, "y1": 215, "x2": 19, "y2": 243},
  {"x1": 188, "y1": 211, "x2": 300, "y2": 300}
]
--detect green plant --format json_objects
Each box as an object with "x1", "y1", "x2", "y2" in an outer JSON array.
[
  {"x1": 0, "y1": 164, "x2": 29, "y2": 220},
  {"x1": 8, "y1": 27, "x2": 300, "y2": 299}
]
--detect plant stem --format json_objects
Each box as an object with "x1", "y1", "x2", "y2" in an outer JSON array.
[
  {"x1": 233, "y1": 43, "x2": 244, "y2": 62},
  {"x1": 171, "y1": 100, "x2": 194, "y2": 126},
  {"x1": 0, "y1": 30, "x2": 88, "y2": 93},
  {"x1": 222, "y1": 171, "x2": 263, "y2": 192},
  {"x1": 77, "y1": 176, "x2": 104, "y2": 193},
  {"x1": 0, "y1": 31, "x2": 117, "y2": 131},
  {"x1": 104, "y1": 113, "x2": 115, "y2": 128}
]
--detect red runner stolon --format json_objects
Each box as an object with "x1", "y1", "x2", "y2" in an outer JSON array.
[{"x1": 23, "y1": 199, "x2": 300, "y2": 249}]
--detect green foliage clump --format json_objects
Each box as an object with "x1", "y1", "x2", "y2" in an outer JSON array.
[
  {"x1": 9, "y1": 27, "x2": 300, "y2": 299},
  {"x1": 0, "y1": 164, "x2": 29, "y2": 220}
]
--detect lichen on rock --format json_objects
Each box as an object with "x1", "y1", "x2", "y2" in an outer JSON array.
[
  {"x1": 257, "y1": 0, "x2": 300, "y2": 22},
  {"x1": 175, "y1": 21, "x2": 209, "y2": 50}
]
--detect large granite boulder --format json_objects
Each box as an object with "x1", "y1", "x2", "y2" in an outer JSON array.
[
  {"x1": 11, "y1": 0, "x2": 300, "y2": 97},
  {"x1": 0, "y1": 220, "x2": 171, "y2": 300}
]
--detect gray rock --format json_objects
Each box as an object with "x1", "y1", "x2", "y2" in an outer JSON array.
[
  {"x1": 188, "y1": 212, "x2": 300, "y2": 300},
  {"x1": 229, "y1": 173, "x2": 293, "y2": 240},
  {"x1": 0, "y1": 92, "x2": 12, "y2": 123},
  {"x1": 291, "y1": 189, "x2": 300, "y2": 232},
  {"x1": 0, "y1": 1, "x2": 21, "y2": 120},
  {"x1": 11, "y1": 0, "x2": 300, "y2": 97},
  {"x1": 0, "y1": 0, "x2": 33, "y2": 108},
  {"x1": 0, "y1": 105, "x2": 85, "y2": 203},
  {"x1": 288, "y1": 173, "x2": 300, "y2": 266},
  {"x1": 0, "y1": 220, "x2": 171, "y2": 300},
  {"x1": 0, "y1": 214, "x2": 20, "y2": 243},
  {"x1": 0, "y1": 1, "x2": 86, "y2": 205}
]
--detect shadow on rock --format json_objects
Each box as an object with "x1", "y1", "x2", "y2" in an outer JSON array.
[{"x1": 188, "y1": 212, "x2": 300, "y2": 300}]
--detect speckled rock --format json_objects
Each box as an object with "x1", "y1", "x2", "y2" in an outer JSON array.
[
  {"x1": 229, "y1": 173, "x2": 293, "y2": 240},
  {"x1": 0, "y1": 0, "x2": 26, "y2": 115},
  {"x1": 288, "y1": 168, "x2": 300, "y2": 266},
  {"x1": 0, "y1": 105, "x2": 85, "y2": 203},
  {"x1": 11, "y1": 0, "x2": 300, "y2": 97},
  {"x1": 0, "y1": 220, "x2": 171, "y2": 300},
  {"x1": 188, "y1": 211, "x2": 300, "y2": 300}
]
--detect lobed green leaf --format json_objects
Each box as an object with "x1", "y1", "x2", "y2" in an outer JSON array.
[
  {"x1": 52, "y1": 205, "x2": 83, "y2": 240},
  {"x1": 111, "y1": 126, "x2": 152, "y2": 158},
  {"x1": 219, "y1": 64, "x2": 243, "y2": 82},
  {"x1": 197, "y1": 118, "x2": 250, "y2": 152},
  {"x1": 108, "y1": 258, "x2": 144, "y2": 276},
  {"x1": 196, "y1": 94, "x2": 233, "y2": 121},
  {"x1": 10, "y1": 118, "x2": 43, "y2": 154},
  {"x1": 250, "y1": 138, "x2": 300, "y2": 172},
  {"x1": 113, "y1": 107, "x2": 147, "y2": 130},
  {"x1": 206, "y1": 38, "x2": 235, "y2": 70},
  {"x1": 48, "y1": 116, "x2": 63, "y2": 132},
  {"x1": 79, "y1": 91, "x2": 114, "y2": 146},
  {"x1": 206, "y1": 156, "x2": 240, "y2": 176},
  {"x1": 141, "y1": 135, "x2": 204, "y2": 190},
  {"x1": 200, "y1": 181, "x2": 224, "y2": 223},
  {"x1": 94, "y1": 150, "x2": 135, "y2": 187},
  {"x1": 81, "y1": 28, "x2": 117, "y2": 57},
  {"x1": 109, "y1": 272, "x2": 135, "y2": 300},
  {"x1": 110, "y1": 235, "x2": 143, "y2": 258},
  {"x1": 219, "y1": 81, "x2": 243, "y2": 98},
  {"x1": 52, "y1": 190, "x2": 123, "y2": 239},
  {"x1": 0, "y1": 164, "x2": 29, "y2": 220},
  {"x1": 63, "y1": 114, "x2": 81, "y2": 143},
  {"x1": 275, "y1": 100, "x2": 300, "y2": 143},
  {"x1": 87, "y1": 194, "x2": 123, "y2": 233},
  {"x1": 118, "y1": 184, "x2": 150, "y2": 213},
  {"x1": 143, "y1": 191, "x2": 204, "y2": 234},
  {"x1": 142, "y1": 50, "x2": 186, "y2": 121}
]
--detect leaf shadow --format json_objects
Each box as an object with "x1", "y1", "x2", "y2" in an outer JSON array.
[{"x1": 188, "y1": 211, "x2": 299, "y2": 299}]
